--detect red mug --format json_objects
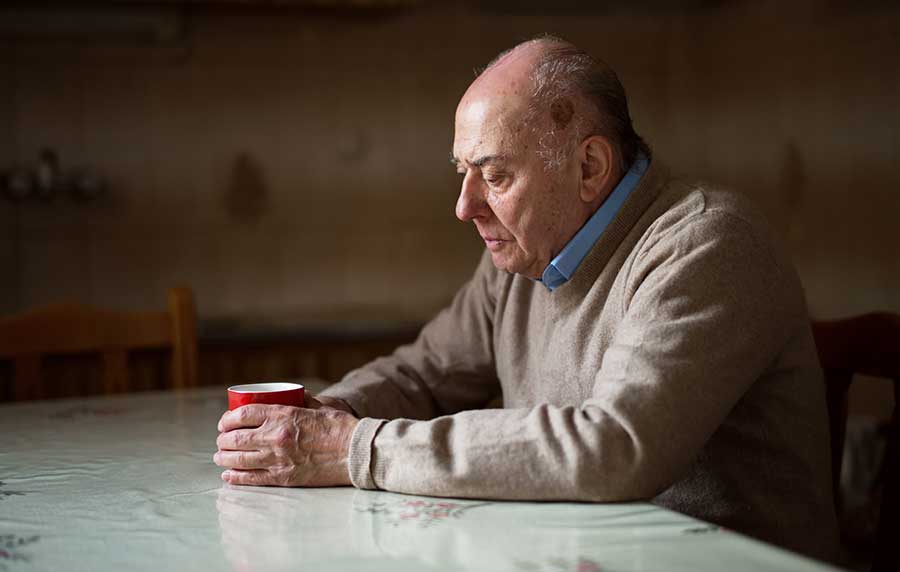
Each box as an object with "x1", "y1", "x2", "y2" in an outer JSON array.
[{"x1": 227, "y1": 382, "x2": 305, "y2": 411}]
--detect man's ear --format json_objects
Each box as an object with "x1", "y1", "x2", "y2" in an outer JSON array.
[{"x1": 579, "y1": 135, "x2": 615, "y2": 204}]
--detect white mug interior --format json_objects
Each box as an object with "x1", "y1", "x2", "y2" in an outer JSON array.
[{"x1": 227, "y1": 382, "x2": 304, "y2": 393}]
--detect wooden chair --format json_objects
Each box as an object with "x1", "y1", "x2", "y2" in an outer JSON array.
[
  {"x1": 812, "y1": 313, "x2": 899, "y2": 572},
  {"x1": 0, "y1": 287, "x2": 198, "y2": 400}
]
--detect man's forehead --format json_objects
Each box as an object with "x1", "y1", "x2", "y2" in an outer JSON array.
[
  {"x1": 452, "y1": 43, "x2": 547, "y2": 164},
  {"x1": 453, "y1": 94, "x2": 530, "y2": 161},
  {"x1": 460, "y1": 70, "x2": 531, "y2": 117},
  {"x1": 455, "y1": 97, "x2": 525, "y2": 136}
]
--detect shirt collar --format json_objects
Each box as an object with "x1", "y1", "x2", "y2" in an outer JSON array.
[{"x1": 539, "y1": 154, "x2": 650, "y2": 291}]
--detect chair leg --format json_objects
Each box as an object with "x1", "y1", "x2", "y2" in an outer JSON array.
[{"x1": 871, "y1": 406, "x2": 899, "y2": 572}]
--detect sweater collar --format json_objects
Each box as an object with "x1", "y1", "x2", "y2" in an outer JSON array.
[
  {"x1": 539, "y1": 154, "x2": 650, "y2": 291},
  {"x1": 548, "y1": 156, "x2": 670, "y2": 298}
]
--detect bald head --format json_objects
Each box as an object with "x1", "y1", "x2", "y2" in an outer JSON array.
[
  {"x1": 461, "y1": 40, "x2": 546, "y2": 109},
  {"x1": 458, "y1": 36, "x2": 649, "y2": 173}
]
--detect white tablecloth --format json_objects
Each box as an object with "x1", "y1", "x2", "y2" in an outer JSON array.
[{"x1": 0, "y1": 384, "x2": 842, "y2": 571}]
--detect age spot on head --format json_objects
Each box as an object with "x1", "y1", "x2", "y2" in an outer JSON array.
[{"x1": 550, "y1": 98, "x2": 574, "y2": 129}]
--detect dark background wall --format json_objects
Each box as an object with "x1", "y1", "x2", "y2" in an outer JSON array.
[{"x1": 1, "y1": 0, "x2": 898, "y2": 412}]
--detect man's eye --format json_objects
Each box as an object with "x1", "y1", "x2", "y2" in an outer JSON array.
[{"x1": 484, "y1": 174, "x2": 506, "y2": 186}]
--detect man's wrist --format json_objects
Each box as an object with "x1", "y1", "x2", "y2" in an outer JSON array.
[{"x1": 341, "y1": 417, "x2": 361, "y2": 486}]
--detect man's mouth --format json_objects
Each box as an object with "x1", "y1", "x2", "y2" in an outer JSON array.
[{"x1": 481, "y1": 236, "x2": 507, "y2": 250}]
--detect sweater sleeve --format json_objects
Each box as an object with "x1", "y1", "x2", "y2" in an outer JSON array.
[
  {"x1": 319, "y1": 250, "x2": 501, "y2": 423},
  {"x1": 346, "y1": 208, "x2": 803, "y2": 499}
]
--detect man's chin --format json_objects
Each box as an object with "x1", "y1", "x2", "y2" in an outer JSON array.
[
  {"x1": 488, "y1": 251, "x2": 538, "y2": 278},
  {"x1": 488, "y1": 251, "x2": 515, "y2": 274}
]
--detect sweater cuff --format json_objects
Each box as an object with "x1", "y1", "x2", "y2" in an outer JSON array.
[{"x1": 347, "y1": 417, "x2": 386, "y2": 490}]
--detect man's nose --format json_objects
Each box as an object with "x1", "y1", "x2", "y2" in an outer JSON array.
[{"x1": 455, "y1": 171, "x2": 488, "y2": 222}]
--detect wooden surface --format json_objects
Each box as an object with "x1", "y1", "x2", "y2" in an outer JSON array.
[
  {"x1": 0, "y1": 287, "x2": 199, "y2": 399},
  {"x1": 169, "y1": 287, "x2": 199, "y2": 388},
  {"x1": 0, "y1": 324, "x2": 416, "y2": 402}
]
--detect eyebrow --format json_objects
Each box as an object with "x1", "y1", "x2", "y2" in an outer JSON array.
[{"x1": 449, "y1": 154, "x2": 506, "y2": 168}]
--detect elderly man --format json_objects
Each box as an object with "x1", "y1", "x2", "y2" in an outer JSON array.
[{"x1": 215, "y1": 37, "x2": 838, "y2": 561}]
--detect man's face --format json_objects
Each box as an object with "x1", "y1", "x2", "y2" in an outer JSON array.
[{"x1": 452, "y1": 95, "x2": 584, "y2": 279}]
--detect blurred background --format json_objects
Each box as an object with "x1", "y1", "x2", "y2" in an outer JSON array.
[{"x1": 1, "y1": 0, "x2": 897, "y2": 401}]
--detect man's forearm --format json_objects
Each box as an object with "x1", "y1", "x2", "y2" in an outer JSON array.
[{"x1": 344, "y1": 404, "x2": 685, "y2": 501}]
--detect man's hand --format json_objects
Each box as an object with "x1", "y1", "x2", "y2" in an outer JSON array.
[
  {"x1": 214, "y1": 396, "x2": 360, "y2": 487},
  {"x1": 313, "y1": 395, "x2": 357, "y2": 416}
]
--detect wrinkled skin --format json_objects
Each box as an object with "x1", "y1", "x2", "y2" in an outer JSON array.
[
  {"x1": 452, "y1": 42, "x2": 617, "y2": 278},
  {"x1": 214, "y1": 395, "x2": 359, "y2": 487}
]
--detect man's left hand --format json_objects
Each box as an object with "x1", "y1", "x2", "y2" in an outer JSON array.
[{"x1": 214, "y1": 396, "x2": 359, "y2": 487}]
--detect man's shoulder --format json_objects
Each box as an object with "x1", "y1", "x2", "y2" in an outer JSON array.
[
  {"x1": 627, "y1": 175, "x2": 808, "y2": 315},
  {"x1": 645, "y1": 177, "x2": 778, "y2": 254},
  {"x1": 623, "y1": 173, "x2": 808, "y2": 311}
]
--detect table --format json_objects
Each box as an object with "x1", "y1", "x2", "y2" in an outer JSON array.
[{"x1": 1, "y1": 384, "x2": 842, "y2": 572}]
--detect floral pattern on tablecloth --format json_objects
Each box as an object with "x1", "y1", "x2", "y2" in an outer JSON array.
[
  {"x1": 0, "y1": 483, "x2": 25, "y2": 501},
  {"x1": 48, "y1": 406, "x2": 128, "y2": 420},
  {"x1": 0, "y1": 535, "x2": 39, "y2": 570},
  {"x1": 513, "y1": 556, "x2": 602, "y2": 572},
  {"x1": 355, "y1": 498, "x2": 491, "y2": 529}
]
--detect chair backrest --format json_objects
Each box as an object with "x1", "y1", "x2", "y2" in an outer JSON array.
[
  {"x1": 0, "y1": 288, "x2": 198, "y2": 400},
  {"x1": 812, "y1": 313, "x2": 899, "y2": 572}
]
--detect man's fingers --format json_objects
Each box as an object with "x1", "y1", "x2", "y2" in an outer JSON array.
[
  {"x1": 218, "y1": 404, "x2": 269, "y2": 432},
  {"x1": 216, "y1": 429, "x2": 259, "y2": 451},
  {"x1": 222, "y1": 469, "x2": 271, "y2": 486},
  {"x1": 214, "y1": 450, "x2": 269, "y2": 470}
]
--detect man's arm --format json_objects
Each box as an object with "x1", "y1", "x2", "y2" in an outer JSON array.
[
  {"x1": 346, "y1": 210, "x2": 807, "y2": 499},
  {"x1": 318, "y1": 250, "x2": 502, "y2": 422},
  {"x1": 214, "y1": 252, "x2": 503, "y2": 488}
]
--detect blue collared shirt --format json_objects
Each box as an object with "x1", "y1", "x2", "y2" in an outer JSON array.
[{"x1": 539, "y1": 154, "x2": 650, "y2": 291}]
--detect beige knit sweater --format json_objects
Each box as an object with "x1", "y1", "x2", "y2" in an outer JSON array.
[{"x1": 320, "y1": 159, "x2": 839, "y2": 562}]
